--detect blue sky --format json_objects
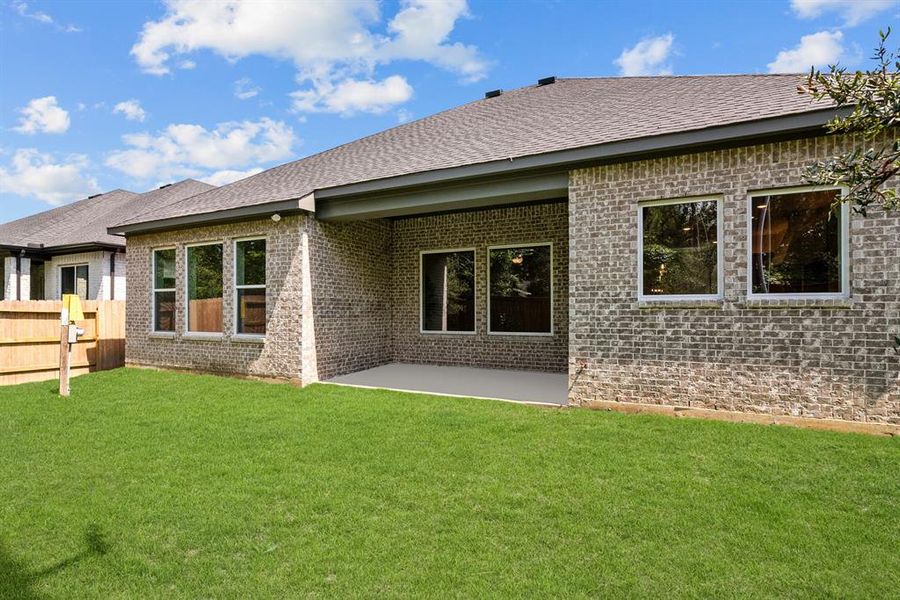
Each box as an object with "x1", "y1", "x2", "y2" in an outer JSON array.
[{"x1": 0, "y1": 0, "x2": 896, "y2": 222}]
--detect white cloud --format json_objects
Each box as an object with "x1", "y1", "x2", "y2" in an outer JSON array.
[
  {"x1": 105, "y1": 118, "x2": 295, "y2": 181},
  {"x1": 290, "y1": 75, "x2": 413, "y2": 115},
  {"x1": 767, "y1": 30, "x2": 847, "y2": 73},
  {"x1": 379, "y1": 0, "x2": 486, "y2": 83},
  {"x1": 13, "y1": 96, "x2": 70, "y2": 134},
  {"x1": 12, "y1": 1, "x2": 81, "y2": 32},
  {"x1": 0, "y1": 149, "x2": 100, "y2": 206},
  {"x1": 234, "y1": 77, "x2": 260, "y2": 100},
  {"x1": 130, "y1": 0, "x2": 488, "y2": 113},
  {"x1": 790, "y1": 0, "x2": 897, "y2": 26},
  {"x1": 614, "y1": 34, "x2": 675, "y2": 76},
  {"x1": 201, "y1": 167, "x2": 264, "y2": 187},
  {"x1": 113, "y1": 99, "x2": 148, "y2": 122}
]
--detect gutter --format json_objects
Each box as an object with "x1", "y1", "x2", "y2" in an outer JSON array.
[
  {"x1": 0, "y1": 242, "x2": 125, "y2": 257},
  {"x1": 108, "y1": 107, "x2": 849, "y2": 234},
  {"x1": 316, "y1": 107, "x2": 849, "y2": 200},
  {"x1": 108, "y1": 195, "x2": 313, "y2": 236}
]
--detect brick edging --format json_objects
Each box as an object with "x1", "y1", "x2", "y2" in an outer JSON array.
[{"x1": 580, "y1": 400, "x2": 900, "y2": 437}]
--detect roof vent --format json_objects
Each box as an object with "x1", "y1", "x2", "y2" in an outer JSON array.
[
  {"x1": 87, "y1": 194, "x2": 102, "y2": 199},
  {"x1": 537, "y1": 76, "x2": 556, "y2": 86},
  {"x1": 484, "y1": 89, "x2": 502, "y2": 99},
  {"x1": 159, "y1": 183, "x2": 173, "y2": 189}
]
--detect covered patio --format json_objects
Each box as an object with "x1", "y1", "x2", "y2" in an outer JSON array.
[{"x1": 325, "y1": 363, "x2": 568, "y2": 406}]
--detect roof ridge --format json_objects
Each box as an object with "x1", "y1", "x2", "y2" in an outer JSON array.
[
  {"x1": 557, "y1": 73, "x2": 805, "y2": 81},
  {"x1": 108, "y1": 178, "x2": 217, "y2": 227}
]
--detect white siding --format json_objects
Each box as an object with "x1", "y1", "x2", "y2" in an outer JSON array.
[{"x1": 44, "y1": 251, "x2": 106, "y2": 300}]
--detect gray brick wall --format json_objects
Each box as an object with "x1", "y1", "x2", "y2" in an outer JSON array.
[
  {"x1": 568, "y1": 132, "x2": 900, "y2": 424},
  {"x1": 306, "y1": 218, "x2": 393, "y2": 381},
  {"x1": 391, "y1": 201, "x2": 568, "y2": 372},
  {"x1": 125, "y1": 216, "x2": 304, "y2": 379}
]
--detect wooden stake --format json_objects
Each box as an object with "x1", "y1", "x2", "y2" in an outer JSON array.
[
  {"x1": 59, "y1": 304, "x2": 70, "y2": 397},
  {"x1": 59, "y1": 324, "x2": 70, "y2": 396}
]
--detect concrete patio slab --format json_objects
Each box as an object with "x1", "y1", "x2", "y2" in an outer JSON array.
[{"x1": 324, "y1": 363, "x2": 568, "y2": 406}]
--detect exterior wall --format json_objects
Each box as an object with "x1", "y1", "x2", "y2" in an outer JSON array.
[
  {"x1": 305, "y1": 218, "x2": 393, "y2": 381},
  {"x1": 18, "y1": 258, "x2": 31, "y2": 300},
  {"x1": 568, "y1": 132, "x2": 900, "y2": 424},
  {"x1": 391, "y1": 201, "x2": 568, "y2": 372},
  {"x1": 44, "y1": 250, "x2": 125, "y2": 300},
  {"x1": 124, "y1": 216, "x2": 304, "y2": 379},
  {"x1": 0, "y1": 256, "x2": 10, "y2": 300}
]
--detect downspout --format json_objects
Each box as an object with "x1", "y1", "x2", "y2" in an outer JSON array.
[
  {"x1": 15, "y1": 252, "x2": 22, "y2": 300},
  {"x1": 109, "y1": 252, "x2": 116, "y2": 300}
]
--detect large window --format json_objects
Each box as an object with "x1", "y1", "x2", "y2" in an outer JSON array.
[
  {"x1": 421, "y1": 249, "x2": 475, "y2": 333},
  {"x1": 488, "y1": 244, "x2": 552, "y2": 335},
  {"x1": 153, "y1": 248, "x2": 176, "y2": 332},
  {"x1": 186, "y1": 243, "x2": 223, "y2": 333},
  {"x1": 234, "y1": 238, "x2": 266, "y2": 336},
  {"x1": 749, "y1": 188, "x2": 846, "y2": 297},
  {"x1": 639, "y1": 198, "x2": 721, "y2": 299},
  {"x1": 60, "y1": 264, "x2": 89, "y2": 299}
]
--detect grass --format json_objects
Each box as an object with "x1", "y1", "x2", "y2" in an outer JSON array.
[{"x1": 0, "y1": 369, "x2": 898, "y2": 599}]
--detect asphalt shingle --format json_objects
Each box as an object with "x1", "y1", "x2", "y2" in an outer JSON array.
[
  {"x1": 115, "y1": 75, "x2": 826, "y2": 227},
  {"x1": 0, "y1": 179, "x2": 214, "y2": 249}
]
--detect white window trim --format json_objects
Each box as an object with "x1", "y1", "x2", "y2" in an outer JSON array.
[
  {"x1": 419, "y1": 248, "x2": 477, "y2": 335},
  {"x1": 746, "y1": 185, "x2": 850, "y2": 301},
  {"x1": 151, "y1": 247, "x2": 176, "y2": 333},
  {"x1": 637, "y1": 196, "x2": 724, "y2": 302},
  {"x1": 487, "y1": 242, "x2": 554, "y2": 337},
  {"x1": 233, "y1": 236, "x2": 267, "y2": 338},
  {"x1": 184, "y1": 241, "x2": 224, "y2": 336},
  {"x1": 59, "y1": 263, "x2": 89, "y2": 299}
]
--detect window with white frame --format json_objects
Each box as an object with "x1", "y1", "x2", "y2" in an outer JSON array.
[
  {"x1": 234, "y1": 238, "x2": 266, "y2": 335},
  {"x1": 60, "y1": 264, "x2": 89, "y2": 300},
  {"x1": 420, "y1": 249, "x2": 475, "y2": 333},
  {"x1": 488, "y1": 243, "x2": 553, "y2": 334},
  {"x1": 639, "y1": 198, "x2": 722, "y2": 299},
  {"x1": 748, "y1": 187, "x2": 847, "y2": 297},
  {"x1": 186, "y1": 243, "x2": 223, "y2": 333},
  {"x1": 152, "y1": 248, "x2": 176, "y2": 332}
]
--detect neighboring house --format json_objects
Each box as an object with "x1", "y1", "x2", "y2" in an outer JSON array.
[
  {"x1": 0, "y1": 179, "x2": 214, "y2": 301},
  {"x1": 108, "y1": 75, "x2": 899, "y2": 425}
]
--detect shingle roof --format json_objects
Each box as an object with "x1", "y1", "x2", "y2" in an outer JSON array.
[
  {"x1": 114, "y1": 74, "x2": 826, "y2": 228},
  {"x1": 0, "y1": 179, "x2": 214, "y2": 250}
]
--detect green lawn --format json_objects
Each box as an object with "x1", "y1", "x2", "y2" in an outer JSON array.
[{"x1": 1, "y1": 369, "x2": 898, "y2": 599}]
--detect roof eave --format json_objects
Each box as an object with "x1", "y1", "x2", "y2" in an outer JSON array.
[
  {"x1": 316, "y1": 107, "x2": 849, "y2": 200},
  {"x1": 107, "y1": 196, "x2": 311, "y2": 236},
  {"x1": 108, "y1": 106, "x2": 849, "y2": 233},
  {"x1": 0, "y1": 241, "x2": 124, "y2": 256}
]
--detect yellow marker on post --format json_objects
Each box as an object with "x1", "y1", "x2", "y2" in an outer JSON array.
[
  {"x1": 59, "y1": 294, "x2": 84, "y2": 396},
  {"x1": 63, "y1": 294, "x2": 84, "y2": 322}
]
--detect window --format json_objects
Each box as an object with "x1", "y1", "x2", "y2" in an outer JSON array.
[
  {"x1": 186, "y1": 243, "x2": 223, "y2": 333},
  {"x1": 30, "y1": 260, "x2": 44, "y2": 300},
  {"x1": 234, "y1": 238, "x2": 266, "y2": 335},
  {"x1": 749, "y1": 188, "x2": 847, "y2": 297},
  {"x1": 153, "y1": 248, "x2": 176, "y2": 332},
  {"x1": 420, "y1": 249, "x2": 475, "y2": 333},
  {"x1": 488, "y1": 244, "x2": 552, "y2": 335},
  {"x1": 639, "y1": 198, "x2": 722, "y2": 299},
  {"x1": 60, "y1": 264, "x2": 89, "y2": 299},
  {"x1": 0, "y1": 258, "x2": 5, "y2": 300}
]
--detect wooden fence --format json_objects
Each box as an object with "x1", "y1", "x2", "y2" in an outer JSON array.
[{"x1": 0, "y1": 300, "x2": 125, "y2": 386}]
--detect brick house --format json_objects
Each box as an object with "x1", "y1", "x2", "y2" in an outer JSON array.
[
  {"x1": 0, "y1": 179, "x2": 213, "y2": 301},
  {"x1": 108, "y1": 75, "x2": 899, "y2": 425}
]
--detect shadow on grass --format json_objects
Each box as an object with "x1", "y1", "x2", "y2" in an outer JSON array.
[{"x1": 0, "y1": 524, "x2": 109, "y2": 599}]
